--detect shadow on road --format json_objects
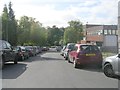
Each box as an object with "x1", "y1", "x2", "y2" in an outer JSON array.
[
  {"x1": 41, "y1": 57, "x2": 64, "y2": 61},
  {"x1": 18, "y1": 52, "x2": 47, "y2": 63},
  {"x1": 72, "y1": 64, "x2": 103, "y2": 73},
  {"x1": 80, "y1": 66, "x2": 102, "y2": 73},
  {"x1": 2, "y1": 63, "x2": 27, "y2": 79}
]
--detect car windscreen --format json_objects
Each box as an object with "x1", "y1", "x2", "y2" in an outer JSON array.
[{"x1": 67, "y1": 44, "x2": 75, "y2": 49}]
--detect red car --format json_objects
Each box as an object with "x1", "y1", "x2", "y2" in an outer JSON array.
[{"x1": 68, "y1": 44, "x2": 103, "y2": 68}]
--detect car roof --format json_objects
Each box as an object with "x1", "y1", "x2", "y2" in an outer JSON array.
[{"x1": 75, "y1": 43, "x2": 96, "y2": 47}]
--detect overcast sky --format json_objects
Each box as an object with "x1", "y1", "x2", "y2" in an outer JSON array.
[{"x1": 0, "y1": 0, "x2": 119, "y2": 27}]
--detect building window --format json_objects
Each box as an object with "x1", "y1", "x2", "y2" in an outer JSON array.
[
  {"x1": 108, "y1": 30, "x2": 112, "y2": 35},
  {"x1": 112, "y1": 30, "x2": 116, "y2": 35},
  {"x1": 104, "y1": 30, "x2": 107, "y2": 35}
]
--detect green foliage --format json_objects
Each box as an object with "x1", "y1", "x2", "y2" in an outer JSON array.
[
  {"x1": 2, "y1": 2, "x2": 18, "y2": 46},
  {"x1": 17, "y1": 16, "x2": 47, "y2": 46},
  {"x1": 63, "y1": 20, "x2": 84, "y2": 44},
  {"x1": 2, "y1": 4, "x2": 8, "y2": 41},
  {"x1": 47, "y1": 25, "x2": 64, "y2": 46}
]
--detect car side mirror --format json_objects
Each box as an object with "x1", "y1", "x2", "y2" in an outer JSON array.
[{"x1": 118, "y1": 54, "x2": 120, "y2": 58}]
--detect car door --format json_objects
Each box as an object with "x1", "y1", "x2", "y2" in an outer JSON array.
[
  {"x1": 5, "y1": 42, "x2": 15, "y2": 60},
  {"x1": 118, "y1": 55, "x2": 120, "y2": 75},
  {"x1": 2, "y1": 42, "x2": 9, "y2": 61},
  {"x1": 114, "y1": 54, "x2": 120, "y2": 75}
]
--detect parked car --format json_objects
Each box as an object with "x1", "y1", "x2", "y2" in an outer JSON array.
[
  {"x1": 15, "y1": 46, "x2": 29, "y2": 61},
  {"x1": 63, "y1": 43, "x2": 75, "y2": 60},
  {"x1": 102, "y1": 54, "x2": 120, "y2": 78},
  {"x1": 0, "y1": 40, "x2": 18, "y2": 68},
  {"x1": 37, "y1": 46, "x2": 42, "y2": 53},
  {"x1": 56, "y1": 46, "x2": 62, "y2": 52},
  {"x1": 32, "y1": 46, "x2": 38, "y2": 55},
  {"x1": 42, "y1": 46, "x2": 49, "y2": 51},
  {"x1": 60, "y1": 45, "x2": 66, "y2": 56},
  {"x1": 25, "y1": 46, "x2": 35, "y2": 56},
  {"x1": 68, "y1": 44, "x2": 103, "y2": 68}
]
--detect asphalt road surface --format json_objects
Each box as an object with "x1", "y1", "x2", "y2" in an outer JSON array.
[{"x1": 2, "y1": 48, "x2": 119, "y2": 88}]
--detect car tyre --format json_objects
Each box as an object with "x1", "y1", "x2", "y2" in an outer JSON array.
[
  {"x1": 65, "y1": 56, "x2": 68, "y2": 60},
  {"x1": 21, "y1": 56, "x2": 25, "y2": 61},
  {"x1": 73, "y1": 60, "x2": 78, "y2": 68},
  {"x1": 14, "y1": 56, "x2": 18, "y2": 64},
  {"x1": 104, "y1": 63, "x2": 114, "y2": 77}
]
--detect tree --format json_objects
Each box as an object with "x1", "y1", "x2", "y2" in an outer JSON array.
[
  {"x1": 18, "y1": 16, "x2": 32, "y2": 45},
  {"x1": 8, "y1": 2, "x2": 17, "y2": 46},
  {"x1": 18, "y1": 16, "x2": 47, "y2": 46},
  {"x1": 2, "y1": 4, "x2": 9, "y2": 41},
  {"x1": 63, "y1": 20, "x2": 84, "y2": 44},
  {"x1": 47, "y1": 25, "x2": 64, "y2": 46}
]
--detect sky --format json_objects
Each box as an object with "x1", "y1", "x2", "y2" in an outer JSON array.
[{"x1": 0, "y1": 0, "x2": 119, "y2": 27}]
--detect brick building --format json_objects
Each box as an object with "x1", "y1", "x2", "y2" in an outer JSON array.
[{"x1": 83, "y1": 24, "x2": 118, "y2": 53}]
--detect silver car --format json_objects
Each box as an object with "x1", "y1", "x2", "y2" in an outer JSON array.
[{"x1": 102, "y1": 54, "x2": 120, "y2": 77}]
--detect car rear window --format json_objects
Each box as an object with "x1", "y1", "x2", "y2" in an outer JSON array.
[
  {"x1": 80, "y1": 45, "x2": 100, "y2": 53},
  {"x1": 91, "y1": 46, "x2": 100, "y2": 52}
]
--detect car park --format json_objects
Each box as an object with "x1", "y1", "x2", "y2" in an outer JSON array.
[
  {"x1": 36, "y1": 46, "x2": 42, "y2": 53},
  {"x1": 15, "y1": 46, "x2": 29, "y2": 60},
  {"x1": 25, "y1": 46, "x2": 35, "y2": 56},
  {"x1": 0, "y1": 40, "x2": 18, "y2": 68},
  {"x1": 68, "y1": 44, "x2": 103, "y2": 68},
  {"x1": 32, "y1": 46, "x2": 38, "y2": 55},
  {"x1": 102, "y1": 54, "x2": 120, "y2": 78},
  {"x1": 63, "y1": 43, "x2": 75, "y2": 60}
]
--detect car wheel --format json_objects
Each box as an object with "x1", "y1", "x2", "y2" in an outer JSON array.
[
  {"x1": 104, "y1": 63, "x2": 114, "y2": 77},
  {"x1": 73, "y1": 60, "x2": 78, "y2": 68},
  {"x1": 14, "y1": 56, "x2": 18, "y2": 64},
  {"x1": 14, "y1": 60, "x2": 18, "y2": 64},
  {"x1": 21, "y1": 56, "x2": 25, "y2": 61},
  {"x1": 64, "y1": 53, "x2": 67, "y2": 60}
]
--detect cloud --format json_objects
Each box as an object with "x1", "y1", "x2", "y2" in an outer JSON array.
[{"x1": 0, "y1": 0, "x2": 119, "y2": 27}]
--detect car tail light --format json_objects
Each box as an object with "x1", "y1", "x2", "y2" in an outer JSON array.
[{"x1": 19, "y1": 52, "x2": 23, "y2": 56}]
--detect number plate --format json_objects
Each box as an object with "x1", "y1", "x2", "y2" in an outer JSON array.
[{"x1": 86, "y1": 54, "x2": 96, "y2": 56}]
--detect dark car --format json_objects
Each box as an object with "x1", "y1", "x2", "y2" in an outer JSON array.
[
  {"x1": 25, "y1": 46, "x2": 35, "y2": 56},
  {"x1": 0, "y1": 40, "x2": 18, "y2": 68},
  {"x1": 15, "y1": 46, "x2": 29, "y2": 61},
  {"x1": 68, "y1": 44, "x2": 103, "y2": 68},
  {"x1": 42, "y1": 46, "x2": 49, "y2": 51}
]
